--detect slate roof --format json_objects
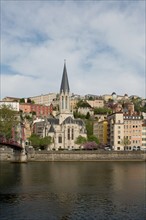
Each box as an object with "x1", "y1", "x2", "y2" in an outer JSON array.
[
  {"x1": 75, "y1": 119, "x2": 84, "y2": 126},
  {"x1": 62, "y1": 116, "x2": 75, "y2": 124},
  {"x1": 60, "y1": 61, "x2": 70, "y2": 93},
  {"x1": 48, "y1": 124, "x2": 56, "y2": 133},
  {"x1": 47, "y1": 118, "x2": 59, "y2": 125}
]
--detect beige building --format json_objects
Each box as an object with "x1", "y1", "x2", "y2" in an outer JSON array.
[
  {"x1": 107, "y1": 112, "x2": 124, "y2": 150},
  {"x1": 29, "y1": 93, "x2": 57, "y2": 106},
  {"x1": 86, "y1": 99, "x2": 104, "y2": 108},
  {"x1": 123, "y1": 114, "x2": 142, "y2": 150},
  {"x1": 107, "y1": 112, "x2": 142, "y2": 151}
]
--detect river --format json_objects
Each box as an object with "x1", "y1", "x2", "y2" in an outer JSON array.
[{"x1": 0, "y1": 161, "x2": 145, "y2": 220}]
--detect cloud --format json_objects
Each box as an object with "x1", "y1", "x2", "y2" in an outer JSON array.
[{"x1": 1, "y1": 0, "x2": 145, "y2": 99}]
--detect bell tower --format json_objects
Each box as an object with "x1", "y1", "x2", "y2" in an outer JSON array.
[{"x1": 59, "y1": 60, "x2": 70, "y2": 114}]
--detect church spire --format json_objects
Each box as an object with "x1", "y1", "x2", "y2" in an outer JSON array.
[{"x1": 60, "y1": 60, "x2": 70, "y2": 94}]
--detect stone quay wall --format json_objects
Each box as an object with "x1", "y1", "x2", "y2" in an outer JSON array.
[{"x1": 0, "y1": 150, "x2": 146, "y2": 162}]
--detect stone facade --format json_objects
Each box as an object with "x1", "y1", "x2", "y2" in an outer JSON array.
[{"x1": 42, "y1": 62, "x2": 87, "y2": 150}]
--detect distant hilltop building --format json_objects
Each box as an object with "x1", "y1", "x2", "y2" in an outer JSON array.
[
  {"x1": 29, "y1": 93, "x2": 57, "y2": 106},
  {"x1": 34, "y1": 61, "x2": 87, "y2": 150}
]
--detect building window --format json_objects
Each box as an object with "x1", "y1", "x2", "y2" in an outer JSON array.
[
  {"x1": 68, "y1": 128, "x2": 70, "y2": 140},
  {"x1": 62, "y1": 97, "x2": 64, "y2": 109},
  {"x1": 72, "y1": 128, "x2": 74, "y2": 140},
  {"x1": 65, "y1": 96, "x2": 68, "y2": 109},
  {"x1": 58, "y1": 136, "x2": 62, "y2": 143}
]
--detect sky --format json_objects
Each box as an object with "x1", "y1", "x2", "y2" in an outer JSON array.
[{"x1": 0, "y1": 0, "x2": 145, "y2": 99}]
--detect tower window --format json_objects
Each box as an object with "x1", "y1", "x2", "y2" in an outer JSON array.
[
  {"x1": 72, "y1": 128, "x2": 74, "y2": 140},
  {"x1": 65, "y1": 96, "x2": 68, "y2": 109},
  {"x1": 68, "y1": 128, "x2": 70, "y2": 140}
]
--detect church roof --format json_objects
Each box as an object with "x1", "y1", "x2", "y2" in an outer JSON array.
[
  {"x1": 62, "y1": 116, "x2": 74, "y2": 124},
  {"x1": 60, "y1": 61, "x2": 70, "y2": 93},
  {"x1": 47, "y1": 118, "x2": 59, "y2": 125},
  {"x1": 75, "y1": 119, "x2": 84, "y2": 126}
]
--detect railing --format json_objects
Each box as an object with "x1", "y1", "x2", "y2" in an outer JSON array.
[{"x1": 0, "y1": 138, "x2": 22, "y2": 148}]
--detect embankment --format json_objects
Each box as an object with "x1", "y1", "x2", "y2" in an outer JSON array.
[{"x1": 0, "y1": 149, "x2": 146, "y2": 162}]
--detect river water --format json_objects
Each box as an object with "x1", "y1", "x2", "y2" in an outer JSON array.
[{"x1": 0, "y1": 161, "x2": 145, "y2": 220}]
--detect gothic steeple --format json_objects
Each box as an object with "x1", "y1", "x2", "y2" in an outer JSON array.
[
  {"x1": 59, "y1": 60, "x2": 71, "y2": 117},
  {"x1": 60, "y1": 60, "x2": 70, "y2": 94}
]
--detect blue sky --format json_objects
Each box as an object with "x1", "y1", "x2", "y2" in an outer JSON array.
[{"x1": 1, "y1": 0, "x2": 145, "y2": 99}]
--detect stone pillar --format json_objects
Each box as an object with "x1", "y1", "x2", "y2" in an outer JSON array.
[{"x1": 11, "y1": 141, "x2": 28, "y2": 163}]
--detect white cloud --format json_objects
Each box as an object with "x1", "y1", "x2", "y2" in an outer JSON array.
[{"x1": 1, "y1": 0, "x2": 145, "y2": 99}]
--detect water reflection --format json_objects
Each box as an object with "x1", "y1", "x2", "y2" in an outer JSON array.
[{"x1": 0, "y1": 162, "x2": 145, "y2": 220}]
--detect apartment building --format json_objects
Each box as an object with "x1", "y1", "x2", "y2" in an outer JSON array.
[
  {"x1": 29, "y1": 93, "x2": 57, "y2": 106},
  {"x1": 106, "y1": 112, "x2": 142, "y2": 150},
  {"x1": 123, "y1": 113, "x2": 142, "y2": 150},
  {"x1": 107, "y1": 112, "x2": 124, "y2": 150}
]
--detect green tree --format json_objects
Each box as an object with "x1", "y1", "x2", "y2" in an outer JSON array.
[
  {"x1": 86, "y1": 112, "x2": 90, "y2": 119},
  {"x1": 0, "y1": 105, "x2": 19, "y2": 139},
  {"x1": 28, "y1": 134, "x2": 40, "y2": 149},
  {"x1": 75, "y1": 135, "x2": 87, "y2": 146},
  {"x1": 94, "y1": 107, "x2": 112, "y2": 115},
  {"x1": 88, "y1": 135, "x2": 99, "y2": 144},
  {"x1": 19, "y1": 98, "x2": 25, "y2": 103},
  {"x1": 40, "y1": 136, "x2": 52, "y2": 150},
  {"x1": 85, "y1": 119, "x2": 93, "y2": 138}
]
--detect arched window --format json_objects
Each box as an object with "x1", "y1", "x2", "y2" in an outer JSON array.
[{"x1": 68, "y1": 128, "x2": 70, "y2": 140}]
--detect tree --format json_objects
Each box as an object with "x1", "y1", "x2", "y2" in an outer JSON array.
[
  {"x1": 83, "y1": 141, "x2": 98, "y2": 150},
  {"x1": 40, "y1": 136, "x2": 52, "y2": 150},
  {"x1": 88, "y1": 135, "x2": 99, "y2": 144},
  {"x1": 75, "y1": 135, "x2": 87, "y2": 146},
  {"x1": 28, "y1": 134, "x2": 40, "y2": 149},
  {"x1": 28, "y1": 134, "x2": 52, "y2": 150},
  {"x1": 19, "y1": 98, "x2": 25, "y2": 103},
  {"x1": 86, "y1": 112, "x2": 90, "y2": 119},
  {"x1": 94, "y1": 107, "x2": 112, "y2": 115},
  {"x1": 85, "y1": 119, "x2": 93, "y2": 137},
  {"x1": 0, "y1": 105, "x2": 19, "y2": 139}
]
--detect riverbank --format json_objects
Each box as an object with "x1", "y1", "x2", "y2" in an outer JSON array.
[{"x1": 0, "y1": 149, "x2": 146, "y2": 162}]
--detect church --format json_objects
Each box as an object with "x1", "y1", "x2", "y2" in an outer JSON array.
[{"x1": 44, "y1": 61, "x2": 87, "y2": 150}]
